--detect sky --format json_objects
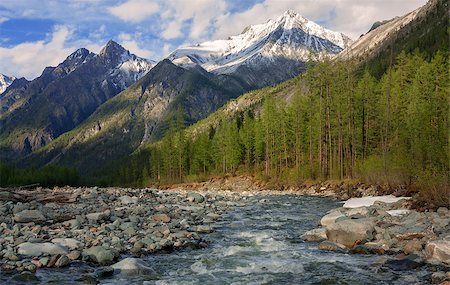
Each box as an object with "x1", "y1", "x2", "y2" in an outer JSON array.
[{"x1": 0, "y1": 0, "x2": 427, "y2": 80}]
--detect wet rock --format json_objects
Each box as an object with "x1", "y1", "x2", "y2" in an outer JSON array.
[
  {"x1": 94, "y1": 266, "x2": 114, "y2": 278},
  {"x1": 111, "y1": 258, "x2": 155, "y2": 274},
  {"x1": 320, "y1": 210, "x2": 345, "y2": 226},
  {"x1": 48, "y1": 254, "x2": 60, "y2": 267},
  {"x1": 403, "y1": 239, "x2": 423, "y2": 255},
  {"x1": 18, "y1": 242, "x2": 68, "y2": 256},
  {"x1": 318, "y1": 240, "x2": 347, "y2": 252},
  {"x1": 326, "y1": 218, "x2": 375, "y2": 248},
  {"x1": 426, "y1": 240, "x2": 450, "y2": 264},
  {"x1": 152, "y1": 214, "x2": 171, "y2": 223},
  {"x1": 55, "y1": 255, "x2": 70, "y2": 267},
  {"x1": 75, "y1": 275, "x2": 99, "y2": 284},
  {"x1": 386, "y1": 256, "x2": 425, "y2": 271},
  {"x1": 360, "y1": 242, "x2": 388, "y2": 254},
  {"x1": 10, "y1": 272, "x2": 39, "y2": 282},
  {"x1": 196, "y1": 225, "x2": 213, "y2": 233},
  {"x1": 431, "y1": 271, "x2": 450, "y2": 284},
  {"x1": 14, "y1": 210, "x2": 45, "y2": 223},
  {"x1": 302, "y1": 228, "x2": 327, "y2": 242},
  {"x1": 67, "y1": 250, "x2": 81, "y2": 260},
  {"x1": 39, "y1": 257, "x2": 49, "y2": 267},
  {"x1": 83, "y1": 246, "x2": 119, "y2": 265}
]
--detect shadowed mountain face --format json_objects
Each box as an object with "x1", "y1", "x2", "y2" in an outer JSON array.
[
  {"x1": 29, "y1": 60, "x2": 248, "y2": 173},
  {"x1": 0, "y1": 41, "x2": 154, "y2": 160}
]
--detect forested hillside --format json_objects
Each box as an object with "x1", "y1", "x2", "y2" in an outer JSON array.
[{"x1": 112, "y1": 50, "x2": 448, "y2": 206}]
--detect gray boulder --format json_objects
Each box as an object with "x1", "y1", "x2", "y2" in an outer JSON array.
[
  {"x1": 83, "y1": 246, "x2": 119, "y2": 265},
  {"x1": 302, "y1": 228, "x2": 327, "y2": 242},
  {"x1": 111, "y1": 258, "x2": 155, "y2": 274},
  {"x1": 320, "y1": 210, "x2": 345, "y2": 226},
  {"x1": 326, "y1": 218, "x2": 375, "y2": 248},
  {"x1": 188, "y1": 192, "x2": 205, "y2": 203},
  {"x1": 51, "y1": 238, "x2": 84, "y2": 250},
  {"x1": 18, "y1": 242, "x2": 68, "y2": 256}
]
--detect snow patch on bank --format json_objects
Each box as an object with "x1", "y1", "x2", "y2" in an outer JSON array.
[{"x1": 342, "y1": 195, "x2": 410, "y2": 208}]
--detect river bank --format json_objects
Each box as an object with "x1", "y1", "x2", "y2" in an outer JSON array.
[
  {"x1": 0, "y1": 181, "x2": 448, "y2": 284},
  {"x1": 0, "y1": 186, "x2": 243, "y2": 282}
]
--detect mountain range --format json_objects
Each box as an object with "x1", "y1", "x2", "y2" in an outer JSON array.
[
  {"x1": 1, "y1": 0, "x2": 445, "y2": 175},
  {"x1": 0, "y1": 41, "x2": 154, "y2": 159},
  {"x1": 169, "y1": 10, "x2": 351, "y2": 88},
  {"x1": 1, "y1": 10, "x2": 350, "y2": 166}
]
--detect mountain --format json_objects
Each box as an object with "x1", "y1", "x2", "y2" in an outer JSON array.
[
  {"x1": 0, "y1": 41, "x2": 154, "y2": 160},
  {"x1": 336, "y1": 0, "x2": 447, "y2": 76},
  {"x1": 22, "y1": 10, "x2": 351, "y2": 172},
  {"x1": 29, "y1": 60, "x2": 248, "y2": 173},
  {"x1": 169, "y1": 10, "x2": 352, "y2": 88},
  {"x1": 0, "y1": 74, "x2": 16, "y2": 94}
]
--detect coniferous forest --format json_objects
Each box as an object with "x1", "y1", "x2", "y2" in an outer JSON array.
[{"x1": 112, "y1": 51, "x2": 448, "y2": 206}]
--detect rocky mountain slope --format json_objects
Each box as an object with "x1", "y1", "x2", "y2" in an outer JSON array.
[
  {"x1": 0, "y1": 41, "x2": 154, "y2": 160},
  {"x1": 21, "y1": 10, "x2": 352, "y2": 172},
  {"x1": 170, "y1": 0, "x2": 448, "y2": 148},
  {"x1": 0, "y1": 74, "x2": 16, "y2": 94},
  {"x1": 169, "y1": 10, "x2": 352, "y2": 88},
  {"x1": 28, "y1": 60, "x2": 247, "y2": 173},
  {"x1": 336, "y1": 0, "x2": 447, "y2": 76}
]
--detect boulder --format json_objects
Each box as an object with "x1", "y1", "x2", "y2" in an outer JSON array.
[
  {"x1": 111, "y1": 258, "x2": 155, "y2": 274},
  {"x1": 14, "y1": 210, "x2": 46, "y2": 223},
  {"x1": 51, "y1": 238, "x2": 84, "y2": 250},
  {"x1": 188, "y1": 193, "x2": 205, "y2": 203},
  {"x1": 326, "y1": 218, "x2": 375, "y2": 248},
  {"x1": 403, "y1": 239, "x2": 423, "y2": 255},
  {"x1": 18, "y1": 242, "x2": 68, "y2": 256},
  {"x1": 318, "y1": 240, "x2": 347, "y2": 252},
  {"x1": 320, "y1": 211, "x2": 345, "y2": 227},
  {"x1": 55, "y1": 255, "x2": 71, "y2": 267},
  {"x1": 119, "y1": 196, "x2": 138, "y2": 205},
  {"x1": 425, "y1": 240, "x2": 450, "y2": 264},
  {"x1": 302, "y1": 228, "x2": 327, "y2": 242},
  {"x1": 83, "y1": 246, "x2": 119, "y2": 265},
  {"x1": 86, "y1": 210, "x2": 110, "y2": 223}
]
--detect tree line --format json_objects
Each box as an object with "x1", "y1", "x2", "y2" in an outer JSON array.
[{"x1": 113, "y1": 51, "x2": 448, "y2": 205}]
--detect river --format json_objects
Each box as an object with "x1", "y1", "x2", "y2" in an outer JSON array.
[{"x1": 10, "y1": 195, "x2": 431, "y2": 284}]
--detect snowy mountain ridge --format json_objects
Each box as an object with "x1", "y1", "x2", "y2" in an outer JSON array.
[
  {"x1": 0, "y1": 74, "x2": 16, "y2": 94},
  {"x1": 168, "y1": 10, "x2": 352, "y2": 75}
]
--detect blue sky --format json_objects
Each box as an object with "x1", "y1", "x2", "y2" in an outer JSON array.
[{"x1": 0, "y1": 0, "x2": 427, "y2": 79}]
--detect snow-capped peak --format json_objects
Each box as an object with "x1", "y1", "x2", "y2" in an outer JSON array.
[
  {"x1": 0, "y1": 74, "x2": 16, "y2": 94},
  {"x1": 97, "y1": 40, "x2": 155, "y2": 89},
  {"x1": 168, "y1": 10, "x2": 352, "y2": 75}
]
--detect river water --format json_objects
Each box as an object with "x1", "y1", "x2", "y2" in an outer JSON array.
[{"x1": 10, "y1": 195, "x2": 432, "y2": 284}]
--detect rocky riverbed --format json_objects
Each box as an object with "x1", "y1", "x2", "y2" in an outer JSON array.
[
  {"x1": 0, "y1": 186, "x2": 242, "y2": 282},
  {"x1": 0, "y1": 185, "x2": 449, "y2": 284},
  {"x1": 302, "y1": 195, "x2": 450, "y2": 283}
]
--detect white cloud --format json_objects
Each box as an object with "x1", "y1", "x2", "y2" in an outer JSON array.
[
  {"x1": 213, "y1": 0, "x2": 427, "y2": 40},
  {"x1": 131, "y1": 0, "x2": 228, "y2": 40},
  {"x1": 108, "y1": 0, "x2": 159, "y2": 23},
  {"x1": 162, "y1": 43, "x2": 173, "y2": 57},
  {"x1": 0, "y1": 25, "x2": 107, "y2": 79},
  {"x1": 0, "y1": 25, "x2": 74, "y2": 79},
  {"x1": 0, "y1": 16, "x2": 8, "y2": 23},
  {"x1": 161, "y1": 21, "x2": 182, "y2": 40}
]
